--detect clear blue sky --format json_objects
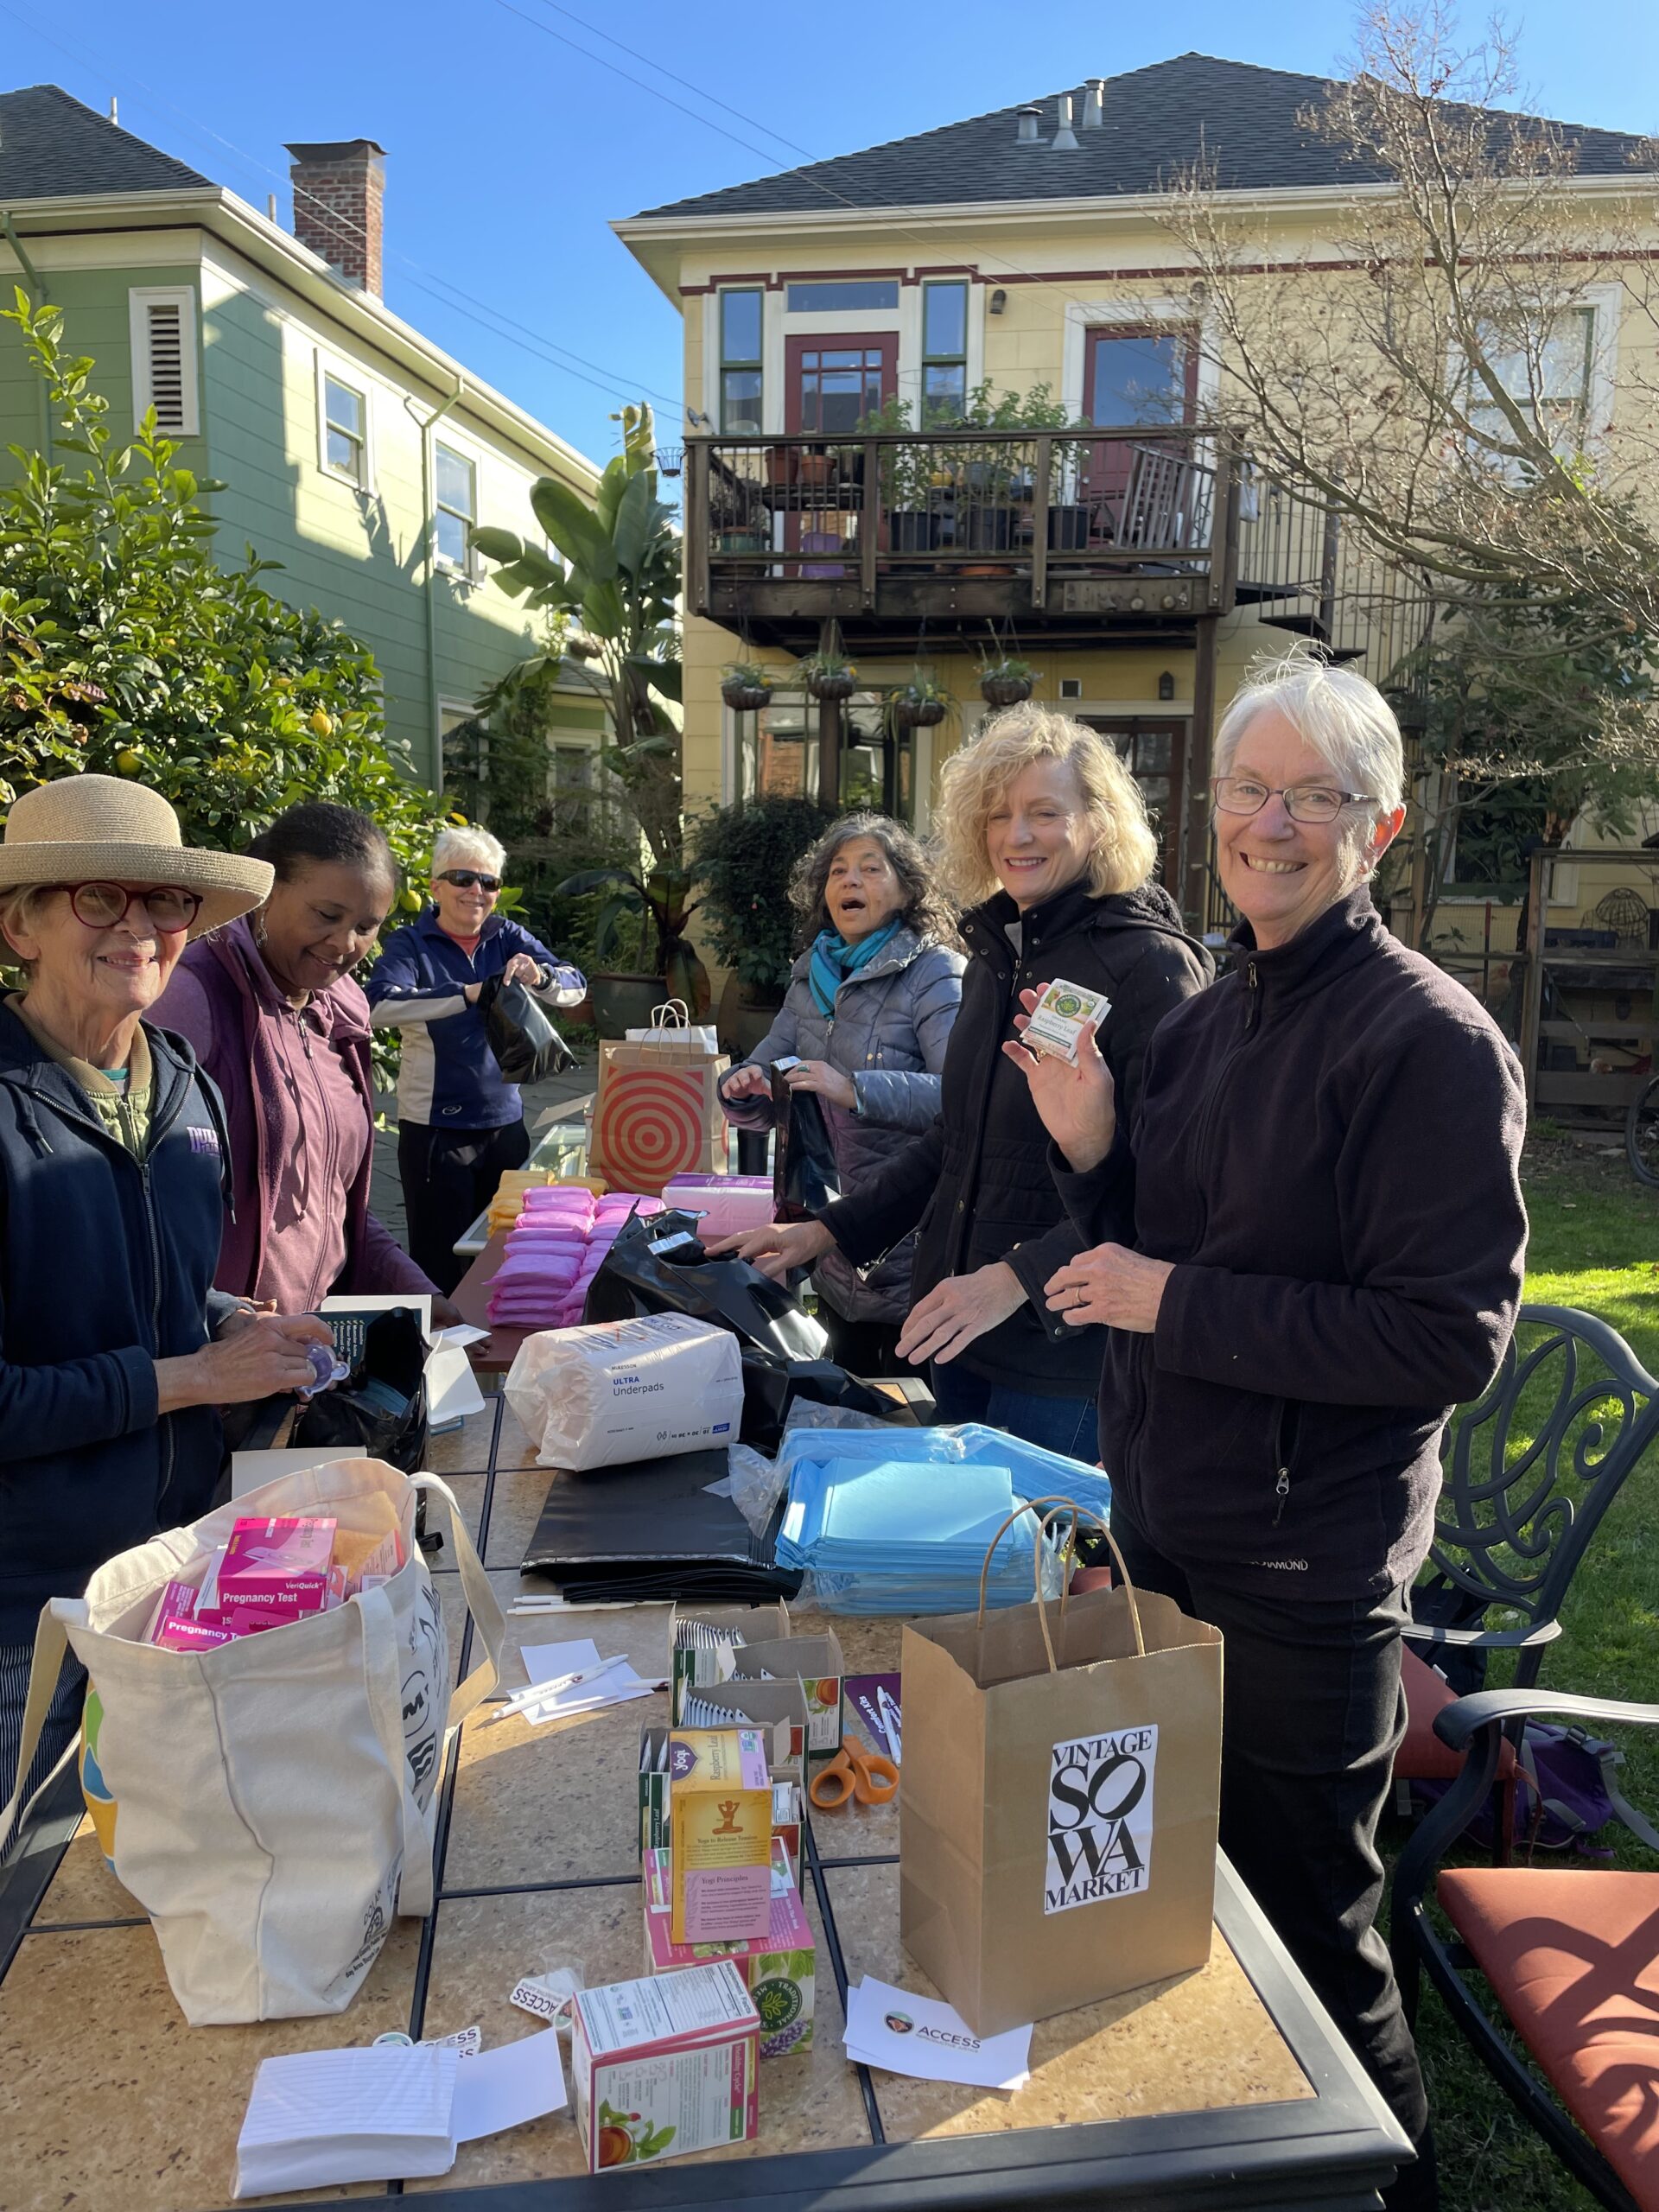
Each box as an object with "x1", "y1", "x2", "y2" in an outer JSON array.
[{"x1": 2, "y1": 0, "x2": 1654, "y2": 465}]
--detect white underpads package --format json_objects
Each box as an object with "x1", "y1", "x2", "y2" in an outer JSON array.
[{"x1": 505, "y1": 1314, "x2": 745, "y2": 1471}]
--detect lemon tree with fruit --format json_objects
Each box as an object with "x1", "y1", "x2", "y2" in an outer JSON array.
[{"x1": 0, "y1": 290, "x2": 435, "y2": 895}]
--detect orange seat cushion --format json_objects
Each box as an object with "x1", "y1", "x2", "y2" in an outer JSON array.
[
  {"x1": 1439, "y1": 1866, "x2": 1659, "y2": 2211},
  {"x1": 1395, "y1": 1646, "x2": 1518, "y2": 1781}
]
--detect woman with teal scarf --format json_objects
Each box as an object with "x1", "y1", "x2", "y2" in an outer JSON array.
[{"x1": 718, "y1": 814, "x2": 964, "y2": 1376}]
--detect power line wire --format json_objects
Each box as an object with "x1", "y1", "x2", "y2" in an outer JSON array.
[{"x1": 0, "y1": 0, "x2": 684, "y2": 417}]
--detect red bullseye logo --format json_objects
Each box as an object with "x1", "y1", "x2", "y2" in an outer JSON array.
[{"x1": 597, "y1": 1071, "x2": 705, "y2": 1190}]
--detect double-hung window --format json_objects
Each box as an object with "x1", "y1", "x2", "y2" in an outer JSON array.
[
  {"x1": 719, "y1": 289, "x2": 764, "y2": 434},
  {"x1": 435, "y1": 443, "x2": 476, "y2": 571},
  {"x1": 921, "y1": 281, "x2": 969, "y2": 423},
  {"x1": 1467, "y1": 308, "x2": 1596, "y2": 461},
  {"x1": 321, "y1": 370, "x2": 369, "y2": 486}
]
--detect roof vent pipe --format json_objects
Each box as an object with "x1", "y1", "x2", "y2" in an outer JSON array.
[
  {"x1": 1016, "y1": 104, "x2": 1043, "y2": 145},
  {"x1": 1082, "y1": 79, "x2": 1106, "y2": 128},
  {"x1": 1052, "y1": 94, "x2": 1080, "y2": 150}
]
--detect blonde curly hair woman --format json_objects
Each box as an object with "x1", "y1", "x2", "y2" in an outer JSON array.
[{"x1": 715, "y1": 705, "x2": 1212, "y2": 1447}]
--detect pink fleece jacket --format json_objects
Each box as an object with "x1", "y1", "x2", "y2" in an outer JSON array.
[{"x1": 155, "y1": 917, "x2": 437, "y2": 1309}]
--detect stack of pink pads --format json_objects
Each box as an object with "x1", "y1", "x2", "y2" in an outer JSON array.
[{"x1": 486, "y1": 1185, "x2": 665, "y2": 1330}]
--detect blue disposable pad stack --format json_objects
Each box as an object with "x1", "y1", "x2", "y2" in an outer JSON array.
[{"x1": 773, "y1": 1424, "x2": 1111, "y2": 1614}]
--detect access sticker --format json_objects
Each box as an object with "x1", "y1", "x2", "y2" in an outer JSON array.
[{"x1": 1044, "y1": 1724, "x2": 1157, "y2": 1914}]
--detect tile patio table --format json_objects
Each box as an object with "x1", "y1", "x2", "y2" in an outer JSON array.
[{"x1": 0, "y1": 1394, "x2": 1408, "y2": 2212}]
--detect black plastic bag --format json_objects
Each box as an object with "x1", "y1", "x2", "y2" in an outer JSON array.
[
  {"x1": 289, "y1": 1307, "x2": 429, "y2": 1471},
  {"x1": 738, "y1": 1345, "x2": 893, "y2": 1452},
  {"x1": 477, "y1": 972, "x2": 576, "y2": 1085},
  {"x1": 584, "y1": 1207, "x2": 827, "y2": 1362},
  {"x1": 771, "y1": 1064, "x2": 840, "y2": 1221}
]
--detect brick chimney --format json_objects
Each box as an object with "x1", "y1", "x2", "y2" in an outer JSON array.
[{"x1": 285, "y1": 139, "x2": 385, "y2": 296}]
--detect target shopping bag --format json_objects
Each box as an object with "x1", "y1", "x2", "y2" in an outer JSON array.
[{"x1": 589, "y1": 1036, "x2": 729, "y2": 1195}]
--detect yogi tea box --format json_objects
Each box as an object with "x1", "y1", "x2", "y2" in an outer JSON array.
[
  {"x1": 571, "y1": 1960, "x2": 759, "y2": 2172},
  {"x1": 644, "y1": 1839, "x2": 815, "y2": 2058},
  {"x1": 667, "y1": 1728, "x2": 772, "y2": 1945},
  {"x1": 640, "y1": 1724, "x2": 802, "y2": 1878}
]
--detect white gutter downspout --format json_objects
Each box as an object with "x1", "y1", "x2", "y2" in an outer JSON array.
[{"x1": 405, "y1": 375, "x2": 465, "y2": 787}]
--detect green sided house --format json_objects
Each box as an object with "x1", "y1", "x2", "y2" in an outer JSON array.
[{"x1": 0, "y1": 84, "x2": 607, "y2": 792}]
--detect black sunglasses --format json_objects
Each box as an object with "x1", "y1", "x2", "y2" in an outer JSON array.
[{"x1": 436, "y1": 869, "x2": 502, "y2": 894}]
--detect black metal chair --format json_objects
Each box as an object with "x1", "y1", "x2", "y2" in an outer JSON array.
[
  {"x1": 1391, "y1": 1688, "x2": 1659, "y2": 2212},
  {"x1": 1394, "y1": 1306, "x2": 1659, "y2": 1855}
]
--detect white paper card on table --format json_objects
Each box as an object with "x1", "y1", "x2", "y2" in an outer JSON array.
[
  {"x1": 843, "y1": 1977, "x2": 1032, "y2": 2090},
  {"x1": 520, "y1": 1638, "x2": 603, "y2": 1683},
  {"x1": 233, "y1": 2043, "x2": 460, "y2": 2196},
  {"x1": 230, "y1": 1447, "x2": 346, "y2": 1500},
  {"x1": 521, "y1": 1658, "x2": 654, "y2": 1723},
  {"x1": 426, "y1": 1340, "x2": 486, "y2": 1430},
  {"x1": 450, "y1": 2028, "x2": 566, "y2": 2140},
  {"x1": 435, "y1": 1322, "x2": 491, "y2": 1351}
]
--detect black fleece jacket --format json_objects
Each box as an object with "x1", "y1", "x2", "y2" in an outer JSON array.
[
  {"x1": 822, "y1": 880, "x2": 1212, "y2": 1395},
  {"x1": 1053, "y1": 890, "x2": 1529, "y2": 1596}
]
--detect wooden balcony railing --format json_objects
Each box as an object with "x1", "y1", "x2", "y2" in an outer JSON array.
[{"x1": 684, "y1": 425, "x2": 1236, "y2": 640}]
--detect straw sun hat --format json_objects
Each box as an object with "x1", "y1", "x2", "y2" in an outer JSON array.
[{"x1": 0, "y1": 775, "x2": 273, "y2": 935}]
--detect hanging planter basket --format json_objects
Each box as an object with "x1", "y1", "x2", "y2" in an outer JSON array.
[
  {"x1": 980, "y1": 675, "x2": 1033, "y2": 709},
  {"x1": 805, "y1": 671, "x2": 857, "y2": 702},
  {"x1": 892, "y1": 697, "x2": 947, "y2": 729},
  {"x1": 721, "y1": 679, "x2": 772, "y2": 712}
]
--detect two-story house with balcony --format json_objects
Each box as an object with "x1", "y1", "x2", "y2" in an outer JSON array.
[
  {"x1": 615, "y1": 54, "x2": 1649, "y2": 941},
  {"x1": 0, "y1": 85, "x2": 607, "y2": 796}
]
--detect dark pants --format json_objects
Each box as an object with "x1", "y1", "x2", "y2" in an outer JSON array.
[
  {"x1": 928, "y1": 1362, "x2": 1098, "y2": 1459},
  {"x1": 817, "y1": 1303, "x2": 905, "y2": 1380},
  {"x1": 1109, "y1": 1508, "x2": 1436, "y2": 2209},
  {"x1": 398, "y1": 1120, "x2": 531, "y2": 1294}
]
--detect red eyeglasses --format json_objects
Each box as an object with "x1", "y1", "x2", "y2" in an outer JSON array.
[{"x1": 54, "y1": 882, "x2": 203, "y2": 932}]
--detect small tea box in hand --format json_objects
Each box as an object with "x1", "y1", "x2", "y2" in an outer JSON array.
[
  {"x1": 667, "y1": 1728, "x2": 772, "y2": 1945},
  {"x1": 571, "y1": 1961, "x2": 759, "y2": 2171},
  {"x1": 1022, "y1": 978, "x2": 1111, "y2": 1064}
]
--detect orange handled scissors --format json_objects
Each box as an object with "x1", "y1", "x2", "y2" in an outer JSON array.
[{"x1": 808, "y1": 1731, "x2": 899, "y2": 1813}]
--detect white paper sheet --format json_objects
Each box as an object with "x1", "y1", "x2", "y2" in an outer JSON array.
[
  {"x1": 450, "y1": 2028, "x2": 566, "y2": 2140},
  {"x1": 518, "y1": 1657, "x2": 656, "y2": 1723},
  {"x1": 519, "y1": 1638, "x2": 603, "y2": 1683},
  {"x1": 426, "y1": 1341, "x2": 486, "y2": 1430},
  {"x1": 843, "y1": 1978, "x2": 1032, "y2": 2090}
]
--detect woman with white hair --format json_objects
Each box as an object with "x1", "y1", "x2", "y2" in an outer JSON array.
[
  {"x1": 716, "y1": 706, "x2": 1211, "y2": 1450},
  {"x1": 366, "y1": 824, "x2": 585, "y2": 1290},
  {"x1": 1007, "y1": 650, "x2": 1529, "y2": 2212}
]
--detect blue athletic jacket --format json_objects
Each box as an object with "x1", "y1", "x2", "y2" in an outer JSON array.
[
  {"x1": 365, "y1": 909, "x2": 585, "y2": 1130},
  {"x1": 0, "y1": 999, "x2": 237, "y2": 1647}
]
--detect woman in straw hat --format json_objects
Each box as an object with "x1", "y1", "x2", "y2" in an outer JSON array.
[{"x1": 0, "y1": 774, "x2": 335, "y2": 1820}]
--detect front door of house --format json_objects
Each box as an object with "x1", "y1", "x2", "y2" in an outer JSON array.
[
  {"x1": 784, "y1": 334, "x2": 899, "y2": 572},
  {"x1": 1084, "y1": 717, "x2": 1186, "y2": 892},
  {"x1": 1081, "y1": 327, "x2": 1198, "y2": 539}
]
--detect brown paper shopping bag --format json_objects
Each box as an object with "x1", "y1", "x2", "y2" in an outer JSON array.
[
  {"x1": 899, "y1": 1498, "x2": 1223, "y2": 2037},
  {"x1": 589, "y1": 1038, "x2": 730, "y2": 1194}
]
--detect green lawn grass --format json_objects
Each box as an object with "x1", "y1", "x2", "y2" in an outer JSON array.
[{"x1": 1403, "y1": 1134, "x2": 1659, "y2": 2212}]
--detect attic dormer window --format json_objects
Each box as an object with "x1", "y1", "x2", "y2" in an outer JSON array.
[{"x1": 128, "y1": 286, "x2": 200, "y2": 436}]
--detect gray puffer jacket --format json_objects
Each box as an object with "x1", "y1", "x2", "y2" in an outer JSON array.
[{"x1": 719, "y1": 926, "x2": 964, "y2": 1322}]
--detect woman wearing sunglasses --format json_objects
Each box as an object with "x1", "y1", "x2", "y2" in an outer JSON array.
[
  {"x1": 366, "y1": 824, "x2": 586, "y2": 1291},
  {"x1": 156, "y1": 801, "x2": 455, "y2": 1320},
  {"x1": 0, "y1": 777, "x2": 334, "y2": 1819}
]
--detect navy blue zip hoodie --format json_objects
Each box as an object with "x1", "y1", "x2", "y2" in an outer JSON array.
[
  {"x1": 0, "y1": 999, "x2": 233, "y2": 1646},
  {"x1": 365, "y1": 908, "x2": 585, "y2": 1131}
]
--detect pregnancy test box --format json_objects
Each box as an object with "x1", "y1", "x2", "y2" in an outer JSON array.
[
  {"x1": 219, "y1": 1516, "x2": 337, "y2": 1612},
  {"x1": 571, "y1": 1960, "x2": 759, "y2": 2171},
  {"x1": 667, "y1": 1728, "x2": 772, "y2": 1944},
  {"x1": 644, "y1": 1839, "x2": 815, "y2": 2057}
]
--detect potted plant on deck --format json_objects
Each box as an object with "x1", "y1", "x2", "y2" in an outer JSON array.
[{"x1": 555, "y1": 856, "x2": 711, "y2": 1032}]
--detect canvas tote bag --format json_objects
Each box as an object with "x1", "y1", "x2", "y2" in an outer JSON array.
[
  {"x1": 0, "y1": 1458, "x2": 505, "y2": 2025},
  {"x1": 899, "y1": 1497, "x2": 1223, "y2": 2037},
  {"x1": 590, "y1": 1034, "x2": 730, "y2": 1194}
]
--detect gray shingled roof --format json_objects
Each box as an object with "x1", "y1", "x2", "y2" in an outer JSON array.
[
  {"x1": 0, "y1": 84, "x2": 211, "y2": 202},
  {"x1": 630, "y1": 53, "x2": 1648, "y2": 221}
]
